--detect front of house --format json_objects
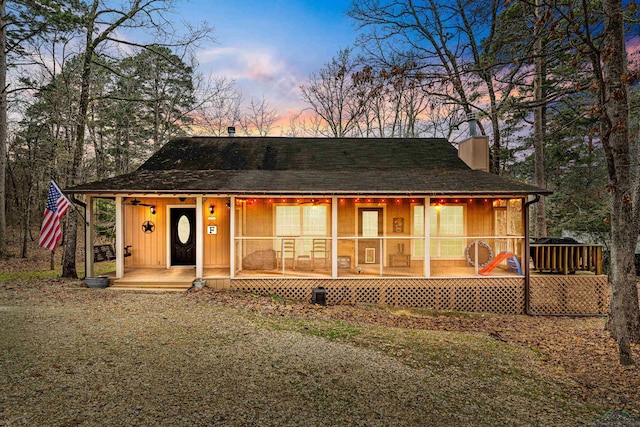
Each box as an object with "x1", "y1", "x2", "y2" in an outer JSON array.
[{"x1": 67, "y1": 136, "x2": 607, "y2": 315}]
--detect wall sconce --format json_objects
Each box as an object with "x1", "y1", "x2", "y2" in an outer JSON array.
[
  {"x1": 209, "y1": 205, "x2": 215, "y2": 215},
  {"x1": 225, "y1": 201, "x2": 231, "y2": 208},
  {"x1": 150, "y1": 205, "x2": 156, "y2": 215}
]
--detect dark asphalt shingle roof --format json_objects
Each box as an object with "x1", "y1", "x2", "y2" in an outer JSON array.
[{"x1": 67, "y1": 137, "x2": 549, "y2": 195}]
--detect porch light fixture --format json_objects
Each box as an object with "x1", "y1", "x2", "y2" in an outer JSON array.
[
  {"x1": 150, "y1": 205, "x2": 156, "y2": 215},
  {"x1": 225, "y1": 201, "x2": 231, "y2": 208},
  {"x1": 209, "y1": 205, "x2": 215, "y2": 214}
]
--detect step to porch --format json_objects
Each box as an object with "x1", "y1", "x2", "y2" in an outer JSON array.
[{"x1": 110, "y1": 280, "x2": 193, "y2": 291}]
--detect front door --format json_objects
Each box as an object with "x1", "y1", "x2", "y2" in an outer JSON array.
[
  {"x1": 358, "y1": 207, "x2": 383, "y2": 264},
  {"x1": 171, "y1": 208, "x2": 196, "y2": 266}
]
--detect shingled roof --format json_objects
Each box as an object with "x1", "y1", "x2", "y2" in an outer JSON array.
[{"x1": 67, "y1": 137, "x2": 549, "y2": 195}]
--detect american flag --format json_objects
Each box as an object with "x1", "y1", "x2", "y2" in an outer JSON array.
[{"x1": 39, "y1": 181, "x2": 71, "y2": 251}]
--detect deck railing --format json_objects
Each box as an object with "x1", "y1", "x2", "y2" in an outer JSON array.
[{"x1": 529, "y1": 244, "x2": 603, "y2": 275}]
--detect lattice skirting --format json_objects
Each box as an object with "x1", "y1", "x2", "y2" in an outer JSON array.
[
  {"x1": 231, "y1": 278, "x2": 526, "y2": 314},
  {"x1": 529, "y1": 275, "x2": 610, "y2": 315}
]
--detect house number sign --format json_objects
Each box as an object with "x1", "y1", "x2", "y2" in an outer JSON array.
[{"x1": 207, "y1": 225, "x2": 218, "y2": 235}]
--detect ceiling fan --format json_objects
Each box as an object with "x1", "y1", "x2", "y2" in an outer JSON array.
[{"x1": 126, "y1": 197, "x2": 154, "y2": 207}]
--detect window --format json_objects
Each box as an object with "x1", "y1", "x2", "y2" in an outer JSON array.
[
  {"x1": 275, "y1": 206, "x2": 300, "y2": 236},
  {"x1": 430, "y1": 205, "x2": 465, "y2": 258},
  {"x1": 275, "y1": 205, "x2": 328, "y2": 253},
  {"x1": 361, "y1": 211, "x2": 379, "y2": 237},
  {"x1": 302, "y1": 206, "x2": 328, "y2": 235}
]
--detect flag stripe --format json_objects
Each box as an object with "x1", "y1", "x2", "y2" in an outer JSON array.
[{"x1": 39, "y1": 181, "x2": 72, "y2": 252}]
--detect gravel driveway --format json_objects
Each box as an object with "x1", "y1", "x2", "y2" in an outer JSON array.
[{"x1": 0, "y1": 284, "x2": 612, "y2": 426}]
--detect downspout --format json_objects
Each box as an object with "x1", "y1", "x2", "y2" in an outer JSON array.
[
  {"x1": 523, "y1": 194, "x2": 540, "y2": 315},
  {"x1": 69, "y1": 194, "x2": 88, "y2": 279}
]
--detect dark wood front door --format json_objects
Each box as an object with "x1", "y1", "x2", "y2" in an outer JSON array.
[{"x1": 171, "y1": 208, "x2": 196, "y2": 266}]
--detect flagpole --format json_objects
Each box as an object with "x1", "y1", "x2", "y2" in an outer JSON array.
[{"x1": 51, "y1": 179, "x2": 88, "y2": 226}]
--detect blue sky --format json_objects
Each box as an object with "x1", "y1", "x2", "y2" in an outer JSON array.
[{"x1": 177, "y1": 0, "x2": 357, "y2": 117}]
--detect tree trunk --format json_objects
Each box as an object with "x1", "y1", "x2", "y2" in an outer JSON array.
[
  {"x1": 62, "y1": 13, "x2": 95, "y2": 278},
  {"x1": 533, "y1": 0, "x2": 547, "y2": 238},
  {"x1": 20, "y1": 186, "x2": 31, "y2": 258},
  {"x1": 0, "y1": 0, "x2": 7, "y2": 259},
  {"x1": 61, "y1": 208, "x2": 78, "y2": 278},
  {"x1": 601, "y1": 0, "x2": 640, "y2": 365}
]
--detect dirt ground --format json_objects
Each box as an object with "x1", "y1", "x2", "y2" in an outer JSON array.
[
  {"x1": 1, "y1": 235, "x2": 639, "y2": 426},
  {"x1": 1, "y1": 275, "x2": 639, "y2": 426}
]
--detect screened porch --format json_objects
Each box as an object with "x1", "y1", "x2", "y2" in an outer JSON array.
[{"x1": 232, "y1": 196, "x2": 526, "y2": 279}]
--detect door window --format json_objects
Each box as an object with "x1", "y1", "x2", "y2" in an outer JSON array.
[{"x1": 177, "y1": 215, "x2": 191, "y2": 244}]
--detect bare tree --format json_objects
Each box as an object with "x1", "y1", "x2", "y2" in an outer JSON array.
[
  {"x1": 597, "y1": 0, "x2": 640, "y2": 365},
  {"x1": 299, "y1": 48, "x2": 367, "y2": 137},
  {"x1": 193, "y1": 75, "x2": 242, "y2": 136},
  {"x1": 61, "y1": 0, "x2": 212, "y2": 278},
  {"x1": 545, "y1": 0, "x2": 640, "y2": 364},
  {"x1": 532, "y1": 0, "x2": 548, "y2": 238},
  {"x1": 240, "y1": 96, "x2": 279, "y2": 136},
  {"x1": 0, "y1": 0, "x2": 7, "y2": 259},
  {"x1": 349, "y1": 0, "x2": 531, "y2": 172}
]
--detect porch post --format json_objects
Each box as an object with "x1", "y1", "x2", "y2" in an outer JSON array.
[
  {"x1": 332, "y1": 197, "x2": 338, "y2": 278},
  {"x1": 229, "y1": 196, "x2": 235, "y2": 279},
  {"x1": 84, "y1": 195, "x2": 94, "y2": 278},
  {"x1": 115, "y1": 195, "x2": 124, "y2": 279},
  {"x1": 524, "y1": 196, "x2": 531, "y2": 314},
  {"x1": 424, "y1": 197, "x2": 430, "y2": 277},
  {"x1": 196, "y1": 196, "x2": 204, "y2": 278}
]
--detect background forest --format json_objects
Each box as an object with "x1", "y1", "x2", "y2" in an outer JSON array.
[{"x1": 0, "y1": 0, "x2": 637, "y2": 260}]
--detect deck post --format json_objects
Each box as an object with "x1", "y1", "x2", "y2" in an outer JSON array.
[
  {"x1": 229, "y1": 196, "x2": 235, "y2": 278},
  {"x1": 115, "y1": 195, "x2": 124, "y2": 279},
  {"x1": 424, "y1": 197, "x2": 430, "y2": 277},
  {"x1": 196, "y1": 196, "x2": 204, "y2": 279},
  {"x1": 85, "y1": 195, "x2": 94, "y2": 278},
  {"x1": 332, "y1": 197, "x2": 338, "y2": 278}
]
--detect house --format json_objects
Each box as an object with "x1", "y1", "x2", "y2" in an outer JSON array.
[{"x1": 67, "y1": 136, "x2": 608, "y2": 315}]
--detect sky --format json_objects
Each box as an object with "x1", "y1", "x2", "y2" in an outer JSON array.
[{"x1": 176, "y1": 0, "x2": 358, "y2": 121}]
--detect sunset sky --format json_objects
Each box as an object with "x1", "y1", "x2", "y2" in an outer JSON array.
[{"x1": 178, "y1": 0, "x2": 357, "y2": 121}]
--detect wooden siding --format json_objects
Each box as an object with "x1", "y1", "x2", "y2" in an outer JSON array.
[
  {"x1": 123, "y1": 197, "x2": 173, "y2": 268},
  {"x1": 466, "y1": 198, "x2": 494, "y2": 236},
  {"x1": 203, "y1": 197, "x2": 230, "y2": 268},
  {"x1": 123, "y1": 197, "x2": 230, "y2": 268}
]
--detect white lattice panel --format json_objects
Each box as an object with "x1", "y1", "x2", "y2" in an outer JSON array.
[{"x1": 231, "y1": 277, "x2": 526, "y2": 314}]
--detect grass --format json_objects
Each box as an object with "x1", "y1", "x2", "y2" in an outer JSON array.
[
  {"x1": 0, "y1": 261, "x2": 114, "y2": 282},
  {"x1": 264, "y1": 316, "x2": 362, "y2": 340}
]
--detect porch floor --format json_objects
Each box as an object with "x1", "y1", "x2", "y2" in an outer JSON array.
[
  {"x1": 102, "y1": 264, "x2": 602, "y2": 292},
  {"x1": 107, "y1": 267, "x2": 231, "y2": 291}
]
